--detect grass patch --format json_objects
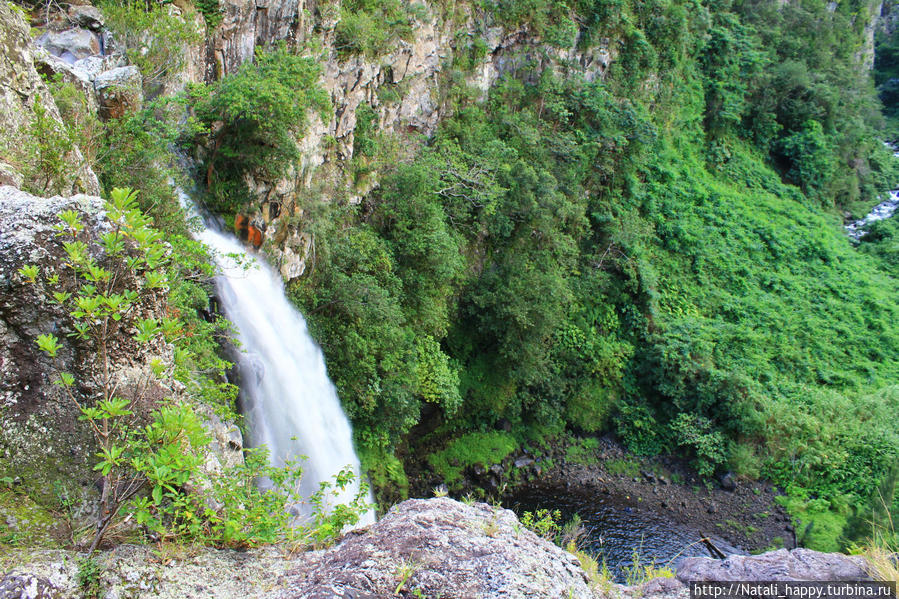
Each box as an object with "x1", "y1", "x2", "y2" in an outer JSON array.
[
  {"x1": 565, "y1": 437, "x2": 600, "y2": 466},
  {"x1": 606, "y1": 457, "x2": 641, "y2": 477},
  {"x1": 427, "y1": 431, "x2": 517, "y2": 486},
  {"x1": 851, "y1": 531, "x2": 899, "y2": 581}
]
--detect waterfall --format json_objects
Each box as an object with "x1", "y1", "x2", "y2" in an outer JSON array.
[{"x1": 177, "y1": 189, "x2": 375, "y2": 526}]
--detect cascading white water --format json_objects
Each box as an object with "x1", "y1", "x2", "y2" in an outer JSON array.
[
  {"x1": 846, "y1": 146, "x2": 899, "y2": 240},
  {"x1": 846, "y1": 189, "x2": 899, "y2": 240},
  {"x1": 177, "y1": 189, "x2": 375, "y2": 526}
]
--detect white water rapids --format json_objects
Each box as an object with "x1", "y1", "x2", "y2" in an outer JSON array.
[
  {"x1": 178, "y1": 189, "x2": 375, "y2": 526},
  {"x1": 845, "y1": 189, "x2": 899, "y2": 240},
  {"x1": 846, "y1": 146, "x2": 899, "y2": 240}
]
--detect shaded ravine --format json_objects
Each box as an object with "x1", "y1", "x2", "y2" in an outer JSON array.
[{"x1": 178, "y1": 188, "x2": 375, "y2": 525}]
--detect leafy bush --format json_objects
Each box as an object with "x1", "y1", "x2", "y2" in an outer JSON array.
[
  {"x1": 614, "y1": 403, "x2": 663, "y2": 456},
  {"x1": 520, "y1": 508, "x2": 562, "y2": 540},
  {"x1": 15, "y1": 101, "x2": 87, "y2": 196},
  {"x1": 190, "y1": 45, "x2": 330, "y2": 213},
  {"x1": 668, "y1": 413, "x2": 727, "y2": 479}
]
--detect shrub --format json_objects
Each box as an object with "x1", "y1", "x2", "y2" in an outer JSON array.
[
  {"x1": 334, "y1": 0, "x2": 413, "y2": 58},
  {"x1": 669, "y1": 413, "x2": 727, "y2": 479},
  {"x1": 614, "y1": 403, "x2": 663, "y2": 456},
  {"x1": 190, "y1": 45, "x2": 330, "y2": 213}
]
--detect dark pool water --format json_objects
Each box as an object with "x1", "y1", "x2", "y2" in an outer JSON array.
[{"x1": 508, "y1": 485, "x2": 743, "y2": 582}]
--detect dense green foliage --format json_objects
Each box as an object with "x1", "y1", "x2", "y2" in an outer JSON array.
[
  {"x1": 427, "y1": 432, "x2": 517, "y2": 485},
  {"x1": 190, "y1": 45, "x2": 330, "y2": 213},
  {"x1": 281, "y1": 0, "x2": 899, "y2": 550}
]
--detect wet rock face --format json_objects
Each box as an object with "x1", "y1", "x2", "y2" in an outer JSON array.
[
  {"x1": 677, "y1": 549, "x2": 871, "y2": 582},
  {"x1": 277, "y1": 497, "x2": 598, "y2": 599}
]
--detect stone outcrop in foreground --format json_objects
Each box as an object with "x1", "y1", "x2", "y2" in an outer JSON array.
[
  {"x1": 676, "y1": 548, "x2": 870, "y2": 582},
  {"x1": 277, "y1": 497, "x2": 597, "y2": 598},
  {"x1": 1, "y1": 497, "x2": 877, "y2": 599}
]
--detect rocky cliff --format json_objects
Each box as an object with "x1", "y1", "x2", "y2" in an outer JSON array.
[
  {"x1": 0, "y1": 497, "x2": 876, "y2": 599},
  {"x1": 0, "y1": 185, "x2": 242, "y2": 546},
  {"x1": 0, "y1": 2, "x2": 99, "y2": 196},
  {"x1": 0, "y1": 0, "x2": 617, "y2": 280}
]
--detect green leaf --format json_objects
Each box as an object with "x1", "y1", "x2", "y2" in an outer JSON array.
[
  {"x1": 134, "y1": 318, "x2": 161, "y2": 343},
  {"x1": 36, "y1": 333, "x2": 60, "y2": 358},
  {"x1": 52, "y1": 291, "x2": 71, "y2": 305},
  {"x1": 55, "y1": 372, "x2": 75, "y2": 387},
  {"x1": 17, "y1": 264, "x2": 39, "y2": 284}
]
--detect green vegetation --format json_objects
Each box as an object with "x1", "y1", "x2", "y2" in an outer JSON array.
[
  {"x1": 520, "y1": 508, "x2": 563, "y2": 540},
  {"x1": 426, "y1": 432, "x2": 517, "y2": 486},
  {"x1": 21, "y1": 189, "x2": 369, "y2": 550},
  {"x1": 190, "y1": 45, "x2": 330, "y2": 213},
  {"x1": 277, "y1": 0, "x2": 899, "y2": 551},
  {"x1": 14, "y1": 100, "x2": 89, "y2": 196},
  {"x1": 606, "y1": 458, "x2": 641, "y2": 478},
  {"x1": 565, "y1": 437, "x2": 600, "y2": 466},
  {"x1": 76, "y1": 556, "x2": 103, "y2": 599},
  {"x1": 621, "y1": 548, "x2": 675, "y2": 586},
  {"x1": 100, "y1": 0, "x2": 203, "y2": 90}
]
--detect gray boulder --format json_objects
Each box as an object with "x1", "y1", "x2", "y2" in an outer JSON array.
[
  {"x1": 35, "y1": 28, "x2": 100, "y2": 64},
  {"x1": 0, "y1": 186, "x2": 107, "y2": 537},
  {"x1": 66, "y1": 4, "x2": 104, "y2": 31},
  {"x1": 34, "y1": 51, "x2": 98, "y2": 114},
  {"x1": 677, "y1": 548, "x2": 871, "y2": 582},
  {"x1": 277, "y1": 497, "x2": 599, "y2": 599},
  {"x1": 0, "y1": 573, "x2": 59, "y2": 599}
]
